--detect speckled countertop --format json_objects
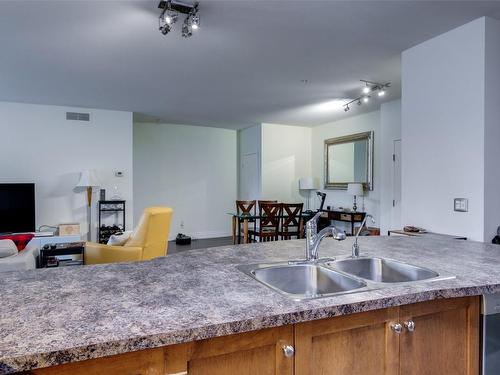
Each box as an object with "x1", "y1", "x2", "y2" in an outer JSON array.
[{"x1": 1, "y1": 236, "x2": 500, "y2": 373}]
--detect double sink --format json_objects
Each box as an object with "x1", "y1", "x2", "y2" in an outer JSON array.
[{"x1": 238, "y1": 257, "x2": 450, "y2": 301}]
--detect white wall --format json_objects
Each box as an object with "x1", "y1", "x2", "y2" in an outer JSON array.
[
  {"x1": 261, "y1": 123, "x2": 312, "y2": 205},
  {"x1": 311, "y1": 111, "x2": 381, "y2": 230},
  {"x1": 134, "y1": 122, "x2": 237, "y2": 239},
  {"x1": 0, "y1": 102, "x2": 133, "y2": 240},
  {"x1": 380, "y1": 100, "x2": 402, "y2": 235},
  {"x1": 483, "y1": 17, "x2": 500, "y2": 242},
  {"x1": 402, "y1": 18, "x2": 486, "y2": 241}
]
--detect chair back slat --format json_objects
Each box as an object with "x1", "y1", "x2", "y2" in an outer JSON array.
[
  {"x1": 282, "y1": 203, "x2": 303, "y2": 227},
  {"x1": 280, "y1": 203, "x2": 304, "y2": 240},
  {"x1": 236, "y1": 200, "x2": 256, "y2": 215}
]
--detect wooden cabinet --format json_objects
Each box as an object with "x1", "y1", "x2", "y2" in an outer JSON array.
[
  {"x1": 295, "y1": 307, "x2": 400, "y2": 375},
  {"x1": 32, "y1": 325, "x2": 294, "y2": 375},
  {"x1": 294, "y1": 296, "x2": 480, "y2": 375},
  {"x1": 399, "y1": 297, "x2": 479, "y2": 375},
  {"x1": 32, "y1": 297, "x2": 479, "y2": 375}
]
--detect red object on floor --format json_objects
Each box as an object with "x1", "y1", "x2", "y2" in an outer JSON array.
[{"x1": 0, "y1": 233, "x2": 34, "y2": 251}]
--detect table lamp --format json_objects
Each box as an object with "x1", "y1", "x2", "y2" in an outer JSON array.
[
  {"x1": 76, "y1": 170, "x2": 100, "y2": 241},
  {"x1": 299, "y1": 177, "x2": 319, "y2": 211},
  {"x1": 347, "y1": 183, "x2": 363, "y2": 212}
]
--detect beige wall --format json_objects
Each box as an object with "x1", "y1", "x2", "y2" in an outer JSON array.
[
  {"x1": 134, "y1": 122, "x2": 237, "y2": 239},
  {"x1": 261, "y1": 123, "x2": 312, "y2": 204}
]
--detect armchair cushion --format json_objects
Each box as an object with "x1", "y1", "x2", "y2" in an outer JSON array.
[{"x1": 85, "y1": 242, "x2": 143, "y2": 265}]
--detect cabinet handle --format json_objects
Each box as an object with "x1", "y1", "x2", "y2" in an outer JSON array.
[
  {"x1": 404, "y1": 320, "x2": 416, "y2": 332},
  {"x1": 390, "y1": 323, "x2": 403, "y2": 334},
  {"x1": 282, "y1": 344, "x2": 295, "y2": 358}
]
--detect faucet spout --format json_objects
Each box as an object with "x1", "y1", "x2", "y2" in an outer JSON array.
[{"x1": 352, "y1": 214, "x2": 375, "y2": 258}]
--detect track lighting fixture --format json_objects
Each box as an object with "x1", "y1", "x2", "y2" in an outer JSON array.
[
  {"x1": 158, "y1": 0, "x2": 200, "y2": 38},
  {"x1": 343, "y1": 80, "x2": 390, "y2": 112}
]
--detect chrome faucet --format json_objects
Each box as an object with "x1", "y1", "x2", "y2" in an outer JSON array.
[
  {"x1": 305, "y1": 212, "x2": 346, "y2": 261},
  {"x1": 352, "y1": 214, "x2": 375, "y2": 258}
]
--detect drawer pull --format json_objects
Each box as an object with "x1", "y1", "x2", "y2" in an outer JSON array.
[
  {"x1": 404, "y1": 320, "x2": 416, "y2": 332},
  {"x1": 391, "y1": 323, "x2": 403, "y2": 334},
  {"x1": 282, "y1": 344, "x2": 295, "y2": 358}
]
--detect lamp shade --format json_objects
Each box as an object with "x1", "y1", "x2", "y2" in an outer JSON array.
[
  {"x1": 299, "y1": 177, "x2": 318, "y2": 190},
  {"x1": 76, "y1": 170, "x2": 100, "y2": 188},
  {"x1": 347, "y1": 183, "x2": 363, "y2": 196}
]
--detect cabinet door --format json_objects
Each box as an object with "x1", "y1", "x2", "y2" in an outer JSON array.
[
  {"x1": 295, "y1": 307, "x2": 400, "y2": 375},
  {"x1": 165, "y1": 325, "x2": 294, "y2": 375},
  {"x1": 399, "y1": 296, "x2": 480, "y2": 375},
  {"x1": 32, "y1": 347, "x2": 166, "y2": 375}
]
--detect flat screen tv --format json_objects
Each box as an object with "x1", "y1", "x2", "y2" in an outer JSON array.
[{"x1": 0, "y1": 183, "x2": 35, "y2": 233}]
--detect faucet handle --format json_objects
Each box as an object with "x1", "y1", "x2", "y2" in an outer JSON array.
[
  {"x1": 334, "y1": 232, "x2": 346, "y2": 241},
  {"x1": 331, "y1": 227, "x2": 346, "y2": 241}
]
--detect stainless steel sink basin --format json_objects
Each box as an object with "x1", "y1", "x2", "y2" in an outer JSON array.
[
  {"x1": 326, "y1": 257, "x2": 440, "y2": 283},
  {"x1": 237, "y1": 263, "x2": 367, "y2": 300}
]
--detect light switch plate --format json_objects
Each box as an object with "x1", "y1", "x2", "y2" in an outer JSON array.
[{"x1": 454, "y1": 198, "x2": 468, "y2": 212}]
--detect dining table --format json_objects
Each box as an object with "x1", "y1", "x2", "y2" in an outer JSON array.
[{"x1": 227, "y1": 211, "x2": 315, "y2": 244}]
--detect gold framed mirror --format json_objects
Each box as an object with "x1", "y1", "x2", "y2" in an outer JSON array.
[{"x1": 324, "y1": 131, "x2": 374, "y2": 190}]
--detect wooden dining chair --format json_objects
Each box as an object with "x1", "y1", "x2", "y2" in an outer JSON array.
[
  {"x1": 249, "y1": 202, "x2": 282, "y2": 242},
  {"x1": 236, "y1": 200, "x2": 256, "y2": 243},
  {"x1": 257, "y1": 200, "x2": 278, "y2": 210},
  {"x1": 280, "y1": 203, "x2": 304, "y2": 240}
]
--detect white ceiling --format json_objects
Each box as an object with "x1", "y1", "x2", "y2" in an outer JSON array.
[{"x1": 1, "y1": 1, "x2": 500, "y2": 129}]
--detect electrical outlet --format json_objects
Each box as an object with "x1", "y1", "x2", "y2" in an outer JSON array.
[
  {"x1": 180, "y1": 220, "x2": 185, "y2": 229},
  {"x1": 454, "y1": 198, "x2": 468, "y2": 212}
]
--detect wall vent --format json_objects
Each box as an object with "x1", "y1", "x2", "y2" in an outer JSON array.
[{"x1": 66, "y1": 112, "x2": 90, "y2": 121}]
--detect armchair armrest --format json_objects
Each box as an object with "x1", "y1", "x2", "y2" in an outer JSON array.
[{"x1": 84, "y1": 242, "x2": 143, "y2": 265}]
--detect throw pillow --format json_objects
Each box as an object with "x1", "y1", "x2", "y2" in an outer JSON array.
[
  {"x1": 107, "y1": 231, "x2": 133, "y2": 246},
  {"x1": 0, "y1": 240, "x2": 18, "y2": 258}
]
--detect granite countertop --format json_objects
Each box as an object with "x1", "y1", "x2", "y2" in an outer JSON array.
[{"x1": 1, "y1": 236, "x2": 500, "y2": 373}]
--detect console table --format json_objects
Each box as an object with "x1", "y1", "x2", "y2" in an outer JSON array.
[
  {"x1": 322, "y1": 210, "x2": 366, "y2": 235},
  {"x1": 38, "y1": 242, "x2": 85, "y2": 268}
]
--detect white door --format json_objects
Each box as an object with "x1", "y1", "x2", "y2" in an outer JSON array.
[
  {"x1": 240, "y1": 153, "x2": 260, "y2": 200},
  {"x1": 391, "y1": 139, "x2": 402, "y2": 229}
]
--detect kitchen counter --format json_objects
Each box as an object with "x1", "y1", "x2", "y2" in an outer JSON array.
[{"x1": 1, "y1": 236, "x2": 500, "y2": 373}]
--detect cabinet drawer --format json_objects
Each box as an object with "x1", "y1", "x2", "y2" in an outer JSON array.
[{"x1": 340, "y1": 214, "x2": 351, "y2": 221}]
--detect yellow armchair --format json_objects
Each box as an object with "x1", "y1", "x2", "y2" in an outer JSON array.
[{"x1": 85, "y1": 207, "x2": 173, "y2": 265}]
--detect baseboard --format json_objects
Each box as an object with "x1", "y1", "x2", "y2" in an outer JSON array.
[{"x1": 169, "y1": 231, "x2": 232, "y2": 241}]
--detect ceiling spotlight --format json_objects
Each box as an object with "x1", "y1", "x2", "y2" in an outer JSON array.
[
  {"x1": 191, "y1": 14, "x2": 200, "y2": 30},
  {"x1": 344, "y1": 105, "x2": 350, "y2": 112},
  {"x1": 362, "y1": 86, "x2": 371, "y2": 94},
  {"x1": 165, "y1": 11, "x2": 178, "y2": 25},
  {"x1": 357, "y1": 99, "x2": 362, "y2": 105},
  {"x1": 378, "y1": 89, "x2": 386, "y2": 97},
  {"x1": 363, "y1": 96, "x2": 370, "y2": 103},
  {"x1": 161, "y1": 24, "x2": 171, "y2": 35},
  {"x1": 182, "y1": 18, "x2": 192, "y2": 38}
]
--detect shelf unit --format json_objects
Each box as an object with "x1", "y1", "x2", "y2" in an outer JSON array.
[{"x1": 98, "y1": 200, "x2": 126, "y2": 244}]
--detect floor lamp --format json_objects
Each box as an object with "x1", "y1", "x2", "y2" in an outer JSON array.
[{"x1": 76, "y1": 170, "x2": 100, "y2": 241}]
